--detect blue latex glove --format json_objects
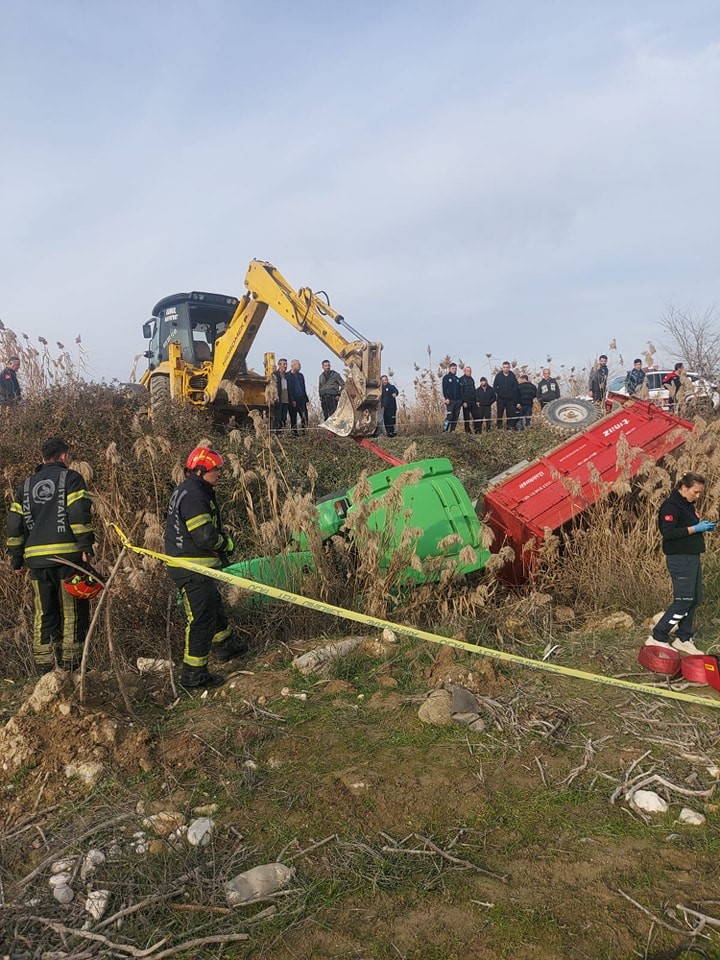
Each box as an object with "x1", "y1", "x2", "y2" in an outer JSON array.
[{"x1": 695, "y1": 520, "x2": 716, "y2": 533}]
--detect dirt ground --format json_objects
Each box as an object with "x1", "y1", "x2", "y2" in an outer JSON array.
[{"x1": 2, "y1": 636, "x2": 720, "y2": 960}]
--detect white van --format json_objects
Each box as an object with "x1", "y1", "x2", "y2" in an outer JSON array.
[{"x1": 607, "y1": 370, "x2": 718, "y2": 412}]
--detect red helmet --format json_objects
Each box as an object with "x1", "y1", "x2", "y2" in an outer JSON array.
[
  {"x1": 185, "y1": 446, "x2": 224, "y2": 473},
  {"x1": 64, "y1": 572, "x2": 103, "y2": 600}
]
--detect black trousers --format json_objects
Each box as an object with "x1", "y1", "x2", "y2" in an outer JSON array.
[
  {"x1": 30, "y1": 565, "x2": 89, "y2": 666},
  {"x1": 495, "y1": 397, "x2": 516, "y2": 429},
  {"x1": 476, "y1": 406, "x2": 493, "y2": 431},
  {"x1": 289, "y1": 401, "x2": 308, "y2": 433},
  {"x1": 170, "y1": 570, "x2": 231, "y2": 668},
  {"x1": 443, "y1": 401, "x2": 462, "y2": 432},
  {"x1": 383, "y1": 407, "x2": 397, "y2": 436},
  {"x1": 272, "y1": 402, "x2": 289, "y2": 430},
  {"x1": 653, "y1": 554, "x2": 703, "y2": 641},
  {"x1": 462, "y1": 403, "x2": 479, "y2": 433},
  {"x1": 321, "y1": 395, "x2": 340, "y2": 419}
]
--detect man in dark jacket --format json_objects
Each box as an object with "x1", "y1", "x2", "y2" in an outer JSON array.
[
  {"x1": 474, "y1": 377, "x2": 496, "y2": 432},
  {"x1": 589, "y1": 355, "x2": 609, "y2": 403},
  {"x1": 458, "y1": 366, "x2": 479, "y2": 434},
  {"x1": 647, "y1": 471, "x2": 715, "y2": 656},
  {"x1": 625, "y1": 359, "x2": 646, "y2": 396},
  {"x1": 271, "y1": 358, "x2": 290, "y2": 430},
  {"x1": 165, "y1": 446, "x2": 246, "y2": 688},
  {"x1": 319, "y1": 360, "x2": 344, "y2": 420},
  {"x1": 288, "y1": 359, "x2": 309, "y2": 435},
  {"x1": 0, "y1": 356, "x2": 21, "y2": 407},
  {"x1": 517, "y1": 375, "x2": 537, "y2": 429},
  {"x1": 493, "y1": 362, "x2": 520, "y2": 430},
  {"x1": 441, "y1": 362, "x2": 462, "y2": 432},
  {"x1": 379, "y1": 375, "x2": 399, "y2": 436},
  {"x1": 6, "y1": 437, "x2": 95, "y2": 673},
  {"x1": 537, "y1": 368, "x2": 560, "y2": 408}
]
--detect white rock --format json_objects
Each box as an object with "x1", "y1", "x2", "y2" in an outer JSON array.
[
  {"x1": 137, "y1": 657, "x2": 172, "y2": 674},
  {"x1": 224, "y1": 863, "x2": 295, "y2": 906},
  {"x1": 64, "y1": 761, "x2": 104, "y2": 787},
  {"x1": 631, "y1": 790, "x2": 669, "y2": 814},
  {"x1": 243, "y1": 760, "x2": 258, "y2": 770},
  {"x1": 108, "y1": 844, "x2": 123, "y2": 860},
  {"x1": 382, "y1": 628, "x2": 397, "y2": 643},
  {"x1": 707, "y1": 765, "x2": 720, "y2": 779},
  {"x1": 49, "y1": 872, "x2": 73, "y2": 888},
  {"x1": 85, "y1": 889, "x2": 111, "y2": 920},
  {"x1": 51, "y1": 857, "x2": 77, "y2": 874},
  {"x1": 192, "y1": 803, "x2": 219, "y2": 816},
  {"x1": 187, "y1": 817, "x2": 215, "y2": 847},
  {"x1": 53, "y1": 883, "x2": 74, "y2": 903},
  {"x1": 678, "y1": 807, "x2": 706, "y2": 826},
  {"x1": 81, "y1": 849, "x2": 106, "y2": 880}
]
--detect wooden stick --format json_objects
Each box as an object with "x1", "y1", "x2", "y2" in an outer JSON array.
[
  {"x1": 79, "y1": 542, "x2": 128, "y2": 703},
  {"x1": 617, "y1": 889, "x2": 702, "y2": 936}
]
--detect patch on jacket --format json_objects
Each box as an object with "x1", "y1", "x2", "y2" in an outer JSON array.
[{"x1": 664, "y1": 514, "x2": 674, "y2": 521}]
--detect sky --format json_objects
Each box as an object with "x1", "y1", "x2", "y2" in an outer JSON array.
[{"x1": 1, "y1": 0, "x2": 719, "y2": 398}]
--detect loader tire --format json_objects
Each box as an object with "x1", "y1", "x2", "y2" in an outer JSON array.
[
  {"x1": 542, "y1": 398, "x2": 599, "y2": 434},
  {"x1": 149, "y1": 375, "x2": 171, "y2": 416}
]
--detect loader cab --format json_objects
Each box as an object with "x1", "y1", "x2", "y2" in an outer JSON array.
[{"x1": 143, "y1": 291, "x2": 239, "y2": 370}]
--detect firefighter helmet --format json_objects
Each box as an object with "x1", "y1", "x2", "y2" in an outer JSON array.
[
  {"x1": 64, "y1": 572, "x2": 103, "y2": 600},
  {"x1": 185, "y1": 446, "x2": 224, "y2": 473}
]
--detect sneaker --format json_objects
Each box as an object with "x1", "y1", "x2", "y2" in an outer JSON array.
[
  {"x1": 179, "y1": 668, "x2": 226, "y2": 689},
  {"x1": 671, "y1": 638, "x2": 706, "y2": 656},
  {"x1": 645, "y1": 637, "x2": 673, "y2": 650},
  {"x1": 213, "y1": 636, "x2": 248, "y2": 663}
]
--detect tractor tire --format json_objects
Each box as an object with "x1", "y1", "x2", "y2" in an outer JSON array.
[
  {"x1": 542, "y1": 398, "x2": 599, "y2": 434},
  {"x1": 149, "y1": 375, "x2": 171, "y2": 417}
]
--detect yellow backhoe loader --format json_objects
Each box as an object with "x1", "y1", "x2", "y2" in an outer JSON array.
[{"x1": 139, "y1": 260, "x2": 383, "y2": 437}]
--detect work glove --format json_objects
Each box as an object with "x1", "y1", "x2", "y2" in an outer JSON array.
[
  {"x1": 222, "y1": 534, "x2": 236, "y2": 554},
  {"x1": 695, "y1": 520, "x2": 716, "y2": 533}
]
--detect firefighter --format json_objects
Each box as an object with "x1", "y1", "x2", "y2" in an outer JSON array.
[
  {"x1": 165, "y1": 445, "x2": 247, "y2": 688},
  {"x1": 6, "y1": 437, "x2": 96, "y2": 674}
]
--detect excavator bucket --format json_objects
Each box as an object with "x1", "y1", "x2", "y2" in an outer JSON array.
[{"x1": 322, "y1": 361, "x2": 381, "y2": 437}]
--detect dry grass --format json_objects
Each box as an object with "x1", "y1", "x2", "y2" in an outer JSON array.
[{"x1": 2, "y1": 323, "x2": 720, "y2": 677}]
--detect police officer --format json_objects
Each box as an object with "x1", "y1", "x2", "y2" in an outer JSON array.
[
  {"x1": 165, "y1": 446, "x2": 246, "y2": 688},
  {"x1": 6, "y1": 437, "x2": 95, "y2": 673}
]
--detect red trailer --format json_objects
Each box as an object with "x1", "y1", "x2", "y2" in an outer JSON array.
[{"x1": 484, "y1": 395, "x2": 694, "y2": 581}]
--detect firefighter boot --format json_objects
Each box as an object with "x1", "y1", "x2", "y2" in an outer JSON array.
[
  {"x1": 179, "y1": 665, "x2": 225, "y2": 689},
  {"x1": 213, "y1": 635, "x2": 248, "y2": 663}
]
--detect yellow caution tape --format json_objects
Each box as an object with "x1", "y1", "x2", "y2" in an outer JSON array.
[{"x1": 113, "y1": 525, "x2": 720, "y2": 709}]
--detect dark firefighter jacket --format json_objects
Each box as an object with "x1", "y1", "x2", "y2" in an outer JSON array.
[
  {"x1": 7, "y1": 463, "x2": 94, "y2": 569},
  {"x1": 658, "y1": 489, "x2": 704, "y2": 556},
  {"x1": 165, "y1": 474, "x2": 231, "y2": 569}
]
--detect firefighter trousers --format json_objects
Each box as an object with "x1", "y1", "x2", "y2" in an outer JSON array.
[
  {"x1": 170, "y1": 570, "x2": 232, "y2": 668},
  {"x1": 29, "y1": 566, "x2": 89, "y2": 667}
]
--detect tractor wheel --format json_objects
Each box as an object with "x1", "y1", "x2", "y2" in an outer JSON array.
[
  {"x1": 149, "y1": 375, "x2": 171, "y2": 417},
  {"x1": 542, "y1": 398, "x2": 599, "y2": 434}
]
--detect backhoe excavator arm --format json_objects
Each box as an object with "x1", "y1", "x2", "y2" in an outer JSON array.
[{"x1": 208, "y1": 260, "x2": 383, "y2": 437}]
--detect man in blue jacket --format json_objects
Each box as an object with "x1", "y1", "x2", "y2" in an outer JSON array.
[{"x1": 441, "y1": 362, "x2": 462, "y2": 432}]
